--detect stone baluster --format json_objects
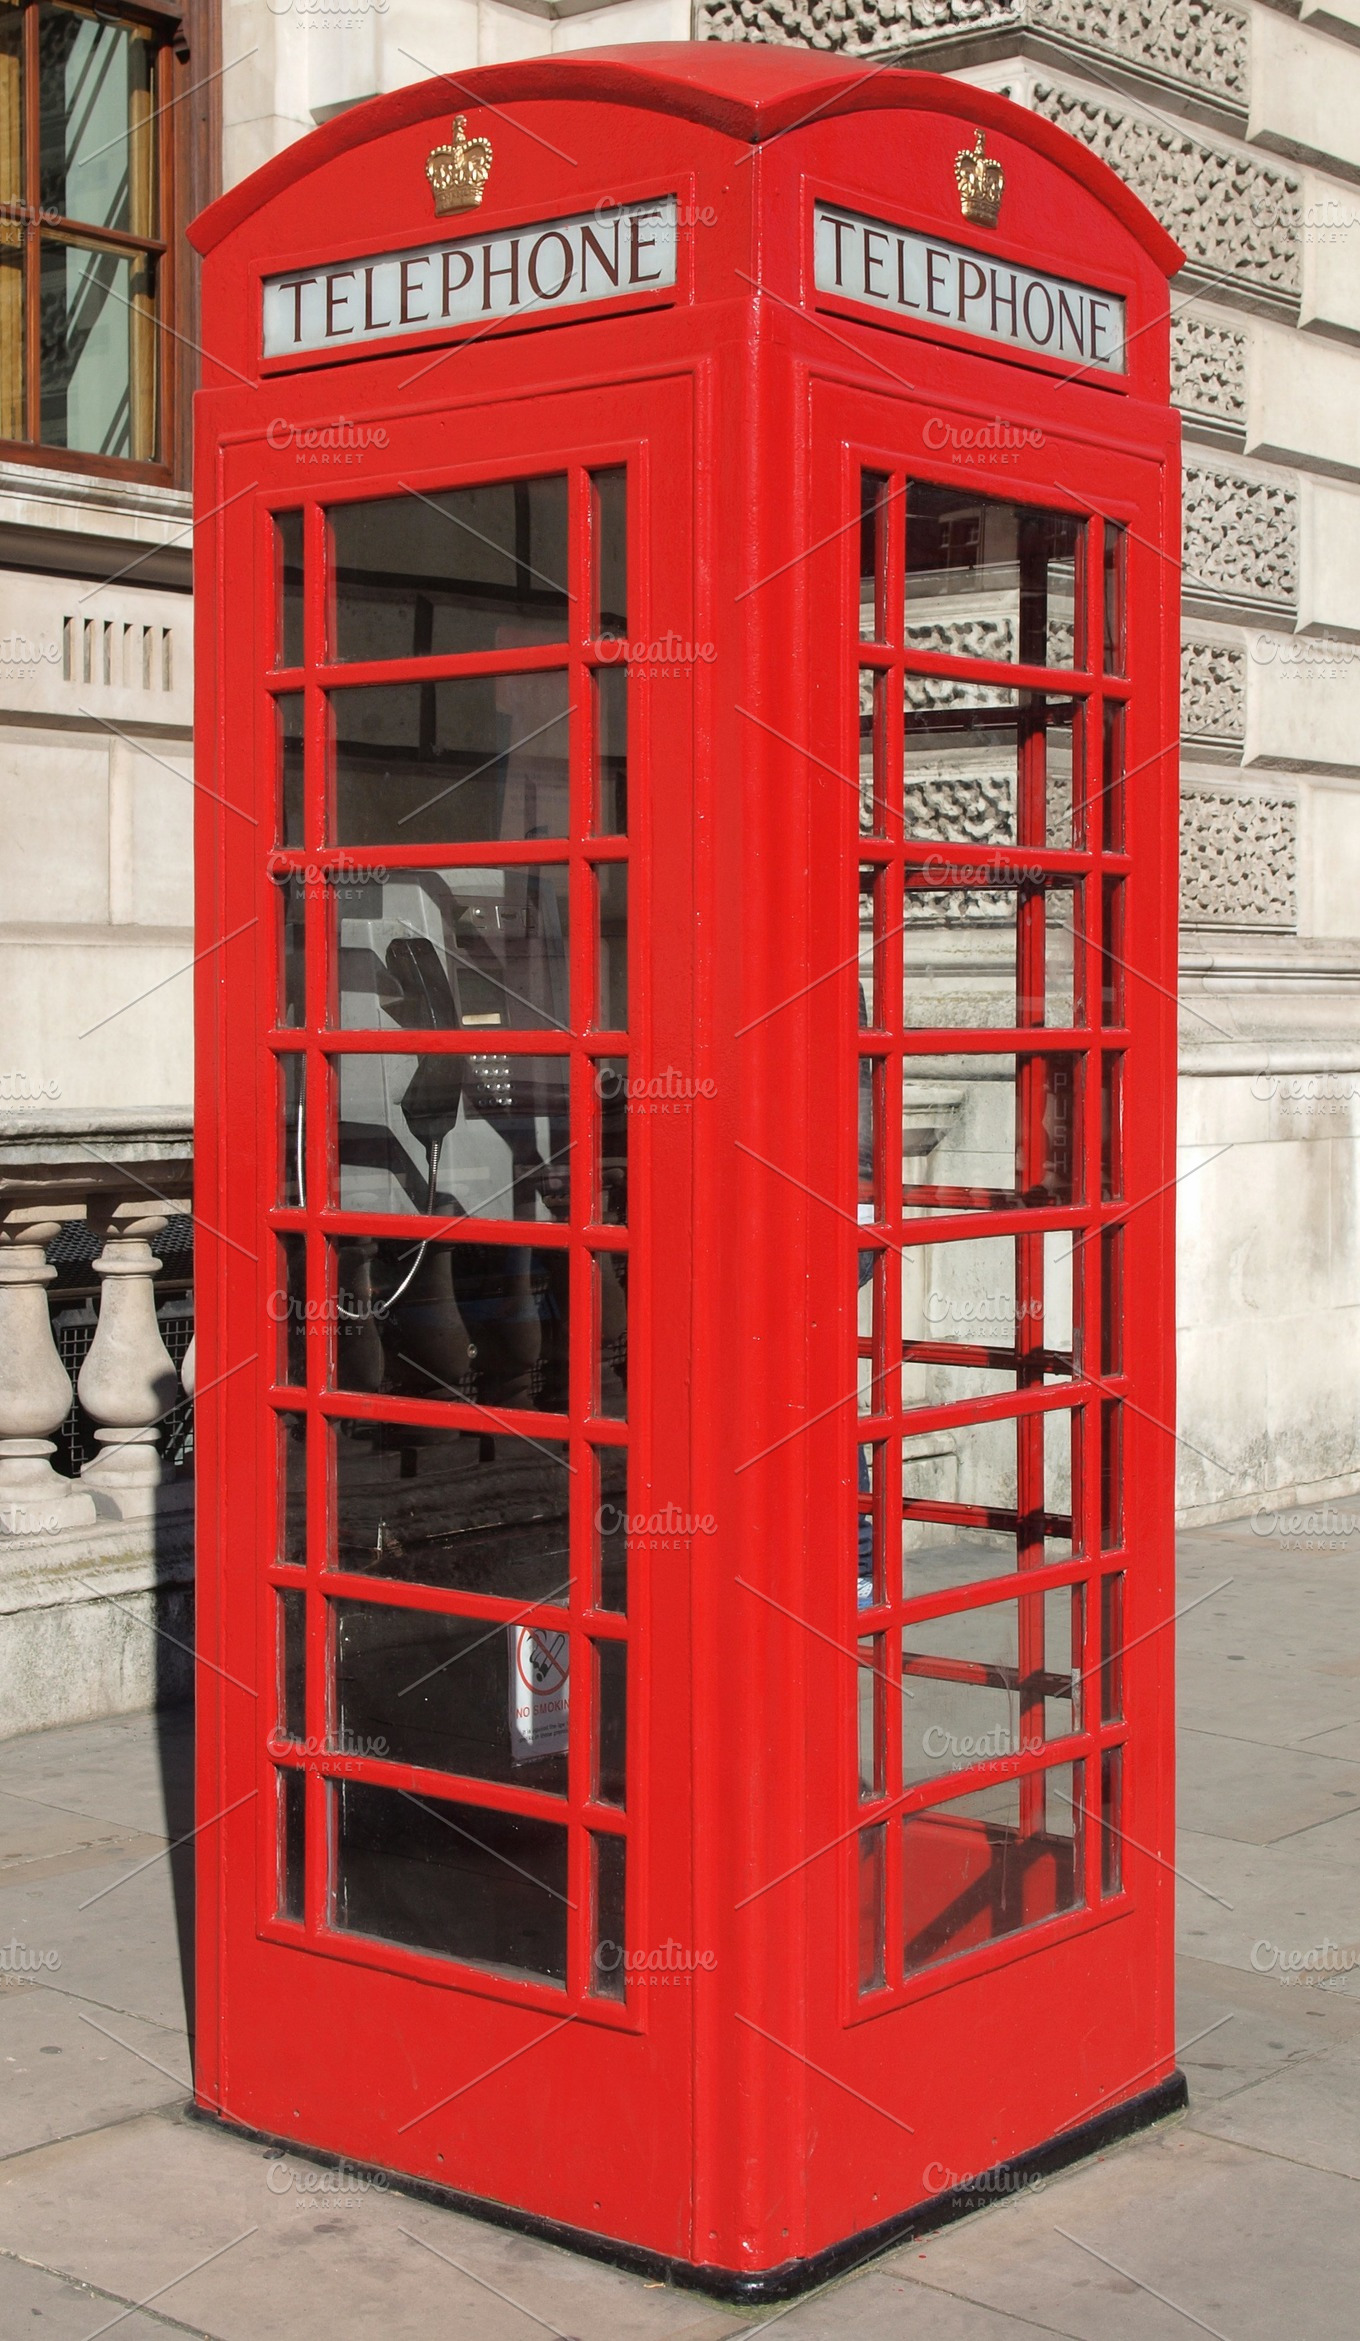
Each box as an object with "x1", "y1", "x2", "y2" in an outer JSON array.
[
  {"x1": 0, "y1": 1208, "x2": 95, "y2": 1534},
  {"x1": 77, "y1": 1204, "x2": 180, "y2": 1517},
  {"x1": 180, "y1": 1334, "x2": 195, "y2": 1400}
]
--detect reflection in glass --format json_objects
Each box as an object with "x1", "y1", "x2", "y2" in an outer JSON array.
[
  {"x1": 1101, "y1": 699, "x2": 1123, "y2": 850},
  {"x1": 901, "y1": 1231, "x2": 1075, "y2": 1408},
  {"x1": 276, "y1": 512, "x2": 304, "y2": 669},
  {"x1": 329, "y1": 477, "x2": 569, "y2": 665},
  {"x1": 902, "y1": 1763, "x2": 1081, "y2": 1974},
  {"x1": 903, "y1": 882, "x2": 1078, "y2": 1030},
  {"x1": 278, "y1": 694, "x2": 304, "y2": 848},
  {"x1": 335, "y1": 864, "x2": 568, "y2": 1038},
  {"x1": 595, "y1": 1059, "x2": 628, "y2": 1225},
  {"x1": 279, "y1": 1588, "x2": 306, "y2": 1741},
  {"x1": 1103, "y1": 524, "x2": 1126, "y2": 674},
  {"x1": 331, "y1": 673, "x2": 570, "y2": 847},
  {"x1": 277, "y1": 871, "x2": 306, "y2": 1028},
  {"x1": 40, "y1": 238, "x2": 155, "y2": 459},
  {"x1": 279, "y1": 1052, "x2": 304, "y2": 1207},
  {"x1": 902, "y1": 1587, "x2": 1076, "y2": 1786},
  {"x1": 595, "y1": 1640, "x2": 626, "y2": 1806},
  {"x1": 903, "y1": 688, "x2": 1077, "y2": 849},
  {"x1": 901, "y1": 1408, "x2": 1076, "y2": 1597},
  {"x1": 332, "y1": 1419, "x2": 570, "y2": 1598},
  {"x1": 903, "y1": 1053, "x2": 1078, "y2": 1215},
  {"x1": 858, "y1": 1824, "x2": 886, "y2": 1993},
  {"x1": 276, "y1": 1234, "x2": 306, "y2": 1387},
  {"x1": 905, "y1": 483, "x2": 1082, "y2": 668},
  {"x1": 592, "y1": 468, "x2": 627, "y2": 640},
  {"x1": 860, "y1": 471, "x2": 891, "y2": 643},
  {"x1": 592, "y1": 1832, "x2": 626, "y2": 1999},
  {"x1": 859, "y1": 668, "x2": 886, "y2": 835},
  {"x1": 333, "y1": 1599, "x2": 568, "y2": 1796},
  {"x1": 596, "y1": 1252, "x2": 627, "y2": 1420},
  {"x1": 595, "y1": 666, "x2": 627, "y2": 833},
  {"x1": 279, "y1": 1409, "x2": 306, "y2": 1569},
  {"x1": 278, "y1": 1768, "x2": 305, "y2": 1922},
  {"x1": 596, "y1": 864, "x2": 628, "y2": 1029},
  {"x1": 1100, "y1": 1572, "x2": 1124, "y2": 1722},
  {"x1": 858, "y1": 1636, "x2": 886, "y2": 1798},
  {"x1": 337, "y1": 1052, "x2": 570, "y2": 1227},
  {"x1": 1101, "y1": 1746, "x2": 1122, "y2": 1895},
  {"x1": 595, "y1": 1445, "x2": 627, "y2": 1611},
  {"x1": 334, "y1": 1778, "x2": 568, "y2": 1984}
]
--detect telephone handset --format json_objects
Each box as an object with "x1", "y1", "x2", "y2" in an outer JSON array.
[{"x1": 385, "y1": 935, "x2": 464, "y2": 1153}]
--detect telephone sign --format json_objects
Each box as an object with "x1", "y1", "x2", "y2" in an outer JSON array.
[{"x1": 190, "y1": 40, "x2": 1184, "y2": 2300}]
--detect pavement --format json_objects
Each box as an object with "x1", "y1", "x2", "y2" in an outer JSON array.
[{"x1": 2, "y1": 1503, "x2": 1359, "y2": 2339}]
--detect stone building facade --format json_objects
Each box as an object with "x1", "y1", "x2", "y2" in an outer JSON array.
[{"x1": 1, "y1": 0, "x2": 1356, "y2": 1730}]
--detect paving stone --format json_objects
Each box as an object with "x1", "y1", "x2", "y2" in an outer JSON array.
[
  {"x1": 0, "y1": 2254, "x2": 174, "y2": 2341},
  {"x1": 1176, "y1": 1725, "x2": 1360, "y2": 1844},
  {"x1": 0, "y1": 1980, "x2": 186, "y2": 2159}
]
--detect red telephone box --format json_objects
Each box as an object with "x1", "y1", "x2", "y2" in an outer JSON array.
[{"x1": 189, "y1": 42, "x2": 1184, "y2": 2299}]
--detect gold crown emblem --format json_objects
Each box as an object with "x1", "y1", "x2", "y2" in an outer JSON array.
[
  {"x1": 954, "y1": 129, "x2": 1004, "y2": 228},
  {"x1": 426, "y1": 115, "x2": 493, "y2": 216}
]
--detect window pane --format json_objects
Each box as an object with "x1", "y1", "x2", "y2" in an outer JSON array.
[
  {"x1": 277, "y1": 694, "x2": 304, "y2": 847},
  {"x1": 902, "y1": 1585, "x2": 1077, "y2": 1787},
  {"x1": 278, "y1": 1409, "x2": 306, "y2": 1570},
  {"x1": 336, "y1": 1046, "x2": 571, "y2": 1229},
  {"x1": 902, "y1": 1408, "x2": 1076, "y2": 1597},
  {"x1": 595, "y1": 1639, "x2": 627, "y2": 1807},
  {"x1": 333, "y1": 1778, "x2": 568, "y2": 1985},
  {"x1": 334, "y1": 865, "x2": 569, "y2": 1040},
  {"x1": 902, "y1": 1763, "x2": 1081, "y2": 1975},
  {"x1": 592, "y1": 467, "x2": 627, "y2": 640},
  {"x1": 858, "y1": 1824, "x2": 886, "y2": 1993},
  {"x1": 901, "y1": 1232, "x2": 1075, "y2": 1410},
  {"x1": 0, "y1": 16, "x2": 22, "y2": 212},
  {"x1": 278, "y1": 1052, "x2": 304, "y2": 1207},
  {"x1": 332, "y1": 1418, "x2": 570, "y2": 1602},
  {"x1": 278, "y1": 1768, "x2": 305, "y2": 1923},
  {"x1": 595, "y1": 666, "x2": 627, "y2": 833},
  {"x1": 330, "y1": 1238, "x2": 568, "y2": 1413},
  {"x1": 860, "y1": 471, "x2": 891, "y2": 643},
  {"x1": 0, "y1": 233, "x2": 22, "y2": 442},
  {"x1": 39, "y1": 237, "x2": 156, "y2": 460},
  {"x1": 275, "y1": 871, "x2": 305, "y2": 1029},
  {"x1": 906, "y1": 484, "x2": 1081, "y2": 667},
  {"x1": 276, "y1": 512, "x2": 304, "y2": 669},
  {"x1": 904, "y1": 1053, "x2": 1079, "y2": 1215},
  {"x1": 594, "y1": 1444, "x2": 627, "y2": 1611},
  {"x1": 592, "y1": 1832, "x2": 626, "y2": 1999},
  {"x1": 595, "y1": 1058, "x2": 627, "y2": 1225},
  {"x1": 275, "y1": 1234, "x2": 306, "y2": 1388},
  {"x1": 330, "y1": 674, "x2": 570, "y2": 847},
  {"x1": 39, "y1": 5, "x2": 155, "y2": 234},
  {"x1": 596, "y1": 864, "x2": 628, "y2": 1029},
  {"x1": 278, "y1": 1589, "x2": 306, "y2": 1742},
  {"x1": 596, "y1": 1252, "x2": 627, "y2": 1419},
  {"x1": 903, "y1": 882, "x2": 1079, "y2": 1030},
  {"x1": 328, "y1": 477, "x2": 569, "y2": 664},
  {"x1": 904, "y1": 688, "x2": 1077, "y2": 849},
  {"x1": 333, "y1": 1598, "x2": 568, "y2": 1796}
]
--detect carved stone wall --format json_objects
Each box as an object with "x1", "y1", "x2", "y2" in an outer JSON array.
[
  {"x1": 1180, "y1": 787, "x2": 1297, "y2": 927},
  {"x1": 1181, "y1": 640, "x2": 1246, "y2": 748},
  {"x1": 1182, "y1": 467, "x2": 1298, "y2": 614},
  {"x1": 1172, "y1": 314, "x2": 1247, "y2": 440},
  {"x1": 1028, "y1": 86, "x2": 1300, "y2": 308},
  {"x1": 696, "y1": 0, "x2": 1249, "y2": 110}
]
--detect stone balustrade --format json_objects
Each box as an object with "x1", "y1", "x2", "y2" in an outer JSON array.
[{"x1": 0, "y1": 1117, "x2": 195, "y2": 1737}]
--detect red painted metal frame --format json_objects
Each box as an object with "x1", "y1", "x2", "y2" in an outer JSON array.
[{"x1": 191, "y1": 42, "x2": 1181, "y2": 2289}]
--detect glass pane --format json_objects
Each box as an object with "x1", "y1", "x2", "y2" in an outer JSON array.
[
  {"x1": 0, "y1": 234, "x2": 22, "y2": 443},
  {"x1": 903, "y1": 1586, "x2": 1077, "y2": 1786},
  {"x1": 276, "y1": 872, "x2": 306, "y2": 1029},
  {"x1": 1101, "y1": 1053, "x2": 1121, "y2": 1201},
  {"x1": 329, "y1": 477, "x2": 569, "y2": 664},
  {"x1": 1101, "y1": 880, "x2": 1124, "y2": 1026},
  {"x1": 333, "y1": 1778, "x2": 568, "y2": 1985},
  {"x1": 595, "y1": 1445, "x2": 627, "y2": 1612},
  {"x1": 333, "y1": 1598, "x2": 568, "y2": 1794},
  {"x1": 278, "y1": 1768, "x2": 305, "y2": 1923},
  {"x1": 859, "y1": 668, "x2": 886, "y2": 835},
  {"x1": 858, "y1": 1635, "x2": 886, "y2": 1799},
  {"x1": 337, "y1": 1053, "x2": 570, "y2": 1229},
  {"x1": 857, "y1": 1441, "x2": 883, "y2": 1609},
  {"x1": 1100, "y1": 1226, "x2": 1122, "y2": 1376},
  {"x1": 903, "y1": 882, "x2": 1078, "y2": 1030},
  {"x1": 596, "y1": 1252, "x2": 627, "y2": 1419},
  {"x1": 330, "y1": 674, "x2": 569, "y2": 848},
  {"x1": 0, "y1": 15, "x2": 22, "y2": 210},
  {"x1": 332, "y1": 1418, "x2": 570, "y2": 1601},
  {"x1": 278, "y1": 694, "x2": 304, "y2": 848},
  {"x1": 905, "y1": 484, "x2": 1082, "y2": 667},
  {"x1": 595, "y1": 1058, "x2": 627, "y2": 1225},
  {"x1": 1100, "y1": 1572, "x2": 1124, "y2": 1722},
  {"x1": 39, "y1": 236, "x2": 155, "y2": 460},
  {"x1": 595, "y1": 1639, "x2": 626, "y2": 1806},
  {"x1": 904, "y1": 1053, "x2": 1080, "y2": 1215},
  {"x1": 902, "y1": 1763, "x2": 1081, "y2": 1974},
  {"x1": 903, "y1": 688, "x2": 1077, "y2": 849},
  {"x1": 596, "y1": 864, "x2": 628, "y2": 1029},
  {"x1": 334, "y1": 865, "x2": 569, "y2": 1039},
  {"x1": 278, "y1": 1408, "x2": 306, "y2": 1569},
  {"x1": 1103, "y1": 525, "x2": 1126, "y2": 675},
  {"x1": 860, "y1": 471, "x2": 890, "y2": 643},
  {"x1": 1101, "y1": 1400, "x2": 1122, "y2": 1549},
  {"x1": 279, "y1": 1052, "x2": 304, "y2": 1207},
  {"x1": 901, "y1": 1408, "x2": 1076, "y2": 1597},
  {"x1": 1101, "y1": 700, "x2": 1123, "y2": 851},
  {"x1": 1101, "y1": 1746, "x2": 1122, "y2": 1895},
  {"x1": 902, "y1": 1232, "x2": 1075, "y2": 1408},
  {"x1": 858, "y1": 1824, "x2": 886, "y2": 1993},
  {"x1": 858, "y1": 864, "x2": 881, "y2": 1025},
  {"x1": 278, "y1": 1588, "x2": 306, "y2": 1742},
  {"x1": 39, "y1": 5, "x2": 155, "y2": 232},
  {"x1": 592, "y1": 467, "x2": 627, "y2": 640},
  {"x1": 595, "y1": 665, "x2": 627, "y2": 833},
  {"x1": 857, "y1": 1251, "x2": 885, "y2": 1418},
  {"x1": 592, "y1": 1832, "x2": 626, "y2": 1999},
  {"x1": 276, "y1": 512, "x2": 304, "y2": 669},
  {"x1": 275, "y1": 1233, "x2": 306, "y2": 1387}
]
